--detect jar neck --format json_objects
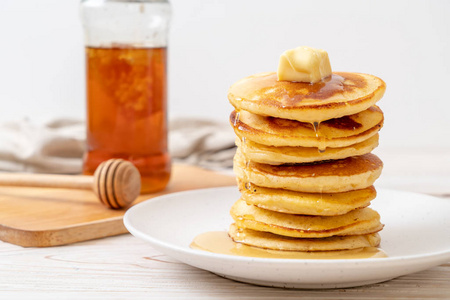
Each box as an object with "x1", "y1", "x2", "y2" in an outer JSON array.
[{"x1": 80, "y1": 0, "x2": 171, "y2": 48}]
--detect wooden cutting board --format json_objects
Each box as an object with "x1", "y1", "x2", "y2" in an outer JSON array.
[{"x1": 0, "y1": 164, "x2": 236, "y2": 247}]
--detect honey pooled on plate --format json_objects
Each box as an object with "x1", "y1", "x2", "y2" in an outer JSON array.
[{"x1": 191, "y1": 231, "x2": 387, "y2": 259}]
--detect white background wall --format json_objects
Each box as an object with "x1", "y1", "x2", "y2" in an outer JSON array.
[{"x1": 0, "y1": 0, "x2": 449, "y2": 149}]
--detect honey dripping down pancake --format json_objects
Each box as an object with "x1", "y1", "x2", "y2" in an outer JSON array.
[
  {"x1": 230, "y1": 106, "x2": 384, "y2": 150},
  {"x1": 191, "y1": 46, "x2": 386, "y2": 260},
  {"x1": 236, "y1": 134, "x2": 379, "y2": 165}
]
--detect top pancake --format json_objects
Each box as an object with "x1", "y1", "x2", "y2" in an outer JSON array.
[{"x1": 228, "y1": 72, "x2": 386, "y2": 123}]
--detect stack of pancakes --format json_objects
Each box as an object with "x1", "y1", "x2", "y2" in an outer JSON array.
[{"x1": 228, "y1": 71, "x2": 386, "y2": 253}]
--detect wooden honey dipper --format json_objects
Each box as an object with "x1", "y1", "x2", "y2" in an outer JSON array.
[{"x1": 0, "y1": 159, "x2": 141, "y2": 209}]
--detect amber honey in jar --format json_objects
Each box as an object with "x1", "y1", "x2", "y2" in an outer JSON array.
[{"x1": 80, "y1": 0, "x2": 172, "y2": 193}]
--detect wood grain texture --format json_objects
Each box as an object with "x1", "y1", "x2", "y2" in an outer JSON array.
[
  {"x1": 0, "y1": 164, "x2": 236, "y2": 247},
  {"x1": 0, "y1": 234, "x2": 448, "y2": 299}
]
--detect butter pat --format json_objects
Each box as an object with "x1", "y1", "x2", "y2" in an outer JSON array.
[{"x1": 277, "y1": 46, "x2": 332, "y2": 83}]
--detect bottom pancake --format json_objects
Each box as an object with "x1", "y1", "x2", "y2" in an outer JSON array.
[{"x1": 229, "y1": 224, "x2": 381, "y2": 252}]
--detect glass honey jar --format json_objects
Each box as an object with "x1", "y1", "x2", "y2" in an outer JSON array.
[{"x1": 80, "y1": 0, "x2": 171, "y2": 193}]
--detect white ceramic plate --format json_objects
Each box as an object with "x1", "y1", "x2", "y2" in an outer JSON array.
[{"x1": 124, "y1": 187, "x2": 450, "y2": 289}]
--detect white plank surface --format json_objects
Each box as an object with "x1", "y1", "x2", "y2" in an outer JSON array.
[
  {"x1": 1, "y1": 151, "x2": 449, "y2": 299},
  {"x1": 0, "y1": 232, "x2": 449, "y2": 299}
]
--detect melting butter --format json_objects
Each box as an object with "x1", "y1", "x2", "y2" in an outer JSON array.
[
  {"x1": 191, "y1": 231, "x2": 387, "y2": 260},
  {"x1": 277, "y1": 46, "x2": 332, "y2": 83}
]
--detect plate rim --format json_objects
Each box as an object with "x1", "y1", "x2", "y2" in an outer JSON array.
[{"x1": 124, "y1": 186, "x2": 450, "y2": 268}]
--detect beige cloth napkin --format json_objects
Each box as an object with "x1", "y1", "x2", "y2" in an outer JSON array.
[
  {"x1": 0, "y1": 119, "x2": 85, "y2": 174},
  {"x1": 169, "y1": 117, "x2": 236, "y2": 169},
  {"x1": 0, "y1": 118, "x2": 236, "y2": 174}
]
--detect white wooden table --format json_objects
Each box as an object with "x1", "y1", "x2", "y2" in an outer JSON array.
[
  {"x1": 1, "y1": 149, "x2": 449, "y2": 299},
  {"x1": 0, "y1": 233, "x2": 449, "y2": 299}
]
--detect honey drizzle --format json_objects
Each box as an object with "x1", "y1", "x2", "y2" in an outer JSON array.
[
  {"x1": 233, "y1": 111, "x2": 240, "y2": 127},
  {"x1": 240, "y1": 136, "x2": 253, "y2": 191},
  {"x1": 312, "y1": 121, "x2": 327, "y2": 153},
  {"x1": 230, "y1": 73, "x2": 354, "y2": 108}
]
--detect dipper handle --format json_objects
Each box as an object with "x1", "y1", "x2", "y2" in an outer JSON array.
[
  {"x1": 0, "y1": 172, "x2": 93, "y2": 190},
  {"x1": 0, "y1": 159, "x2": 141, "y2": 209}
]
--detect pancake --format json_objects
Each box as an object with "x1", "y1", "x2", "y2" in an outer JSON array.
[
  {"x1": 236, "y1": 134, "x2": 379, "y2": 165},
  {"x1": 228, "y1": 72, "x2": 386, "y2": 123},
  {"x1": 229, "y1": 224, "x2": 381, "y2": 252},
  {"x1": 230, "y1": 199, "x2": 384, "y2": 238},
  {"x1": 230, "y1": 106, "x2": 383, "y2": 149},
  {"x1": 239, "y1": 182, "x2": 376, "y2": 215},
  {"x1": 234, "y1": 152, "x2": 383, "y2": 193}
]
